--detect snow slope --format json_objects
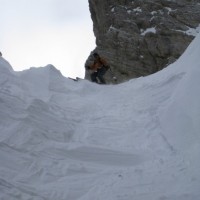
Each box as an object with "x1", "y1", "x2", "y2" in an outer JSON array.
[{"x1": 0, "y1": 34, "x2": 200, "y2": 200}]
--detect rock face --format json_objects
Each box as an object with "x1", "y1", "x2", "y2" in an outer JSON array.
[{"x1": 85, "y1": 0, "x2": 200, "y2": 83}]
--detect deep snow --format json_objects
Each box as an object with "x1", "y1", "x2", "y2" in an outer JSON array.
[{"x1": 0, "y1": 34, "x2": 200, "y2": 200}]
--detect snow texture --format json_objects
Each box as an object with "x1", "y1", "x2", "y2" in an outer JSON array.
[
  {"x1": 175, "y1": 25, "x2": 200, "y2": 37},
  {"x1": 0, "y1": 33, "x2": 200, "y2": 200},
  {"x1": 141, "y1": 27, "x2": 156, "y2": 36}
]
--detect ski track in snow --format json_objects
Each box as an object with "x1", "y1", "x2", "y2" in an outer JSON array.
[{"x1": 0, "y1": 34, "x2": 200, "y2": 199}]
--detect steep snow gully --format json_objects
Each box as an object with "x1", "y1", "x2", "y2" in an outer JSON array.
[{"x1": 0, "y1": 34, "x2": 200, "y2": 200}]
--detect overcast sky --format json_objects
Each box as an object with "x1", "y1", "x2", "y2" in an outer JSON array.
[{"x1": 0, "y1": 0, "x2": 95, "y2": 78}]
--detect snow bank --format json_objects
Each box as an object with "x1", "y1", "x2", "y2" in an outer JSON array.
[
  {"x1": 0, "y1": 57, "x2": 13, "y2": 73},
  {"x1": 159, "y1": 33, "x2": 200, "y2": 152},
  {"x1": 0, "y1": 34, "x2": 200, "y2": 200}
]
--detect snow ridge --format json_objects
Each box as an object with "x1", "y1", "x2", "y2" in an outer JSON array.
[{"x1": 0, "y1": 34, "x2": 200, "y2": 200}]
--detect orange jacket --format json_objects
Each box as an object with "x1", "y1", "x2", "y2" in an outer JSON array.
[{"x1": 90, "y1": 57, "x2": 108, "y2": 71}]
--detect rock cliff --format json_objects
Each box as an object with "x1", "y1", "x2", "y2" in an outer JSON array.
[{"x1": 85, "y1": 0, "x2": 200, "y2": 83}]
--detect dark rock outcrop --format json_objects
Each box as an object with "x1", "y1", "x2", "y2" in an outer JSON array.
[{"x1": 85, "y1": 0, "x2": 200, "y2": 83}]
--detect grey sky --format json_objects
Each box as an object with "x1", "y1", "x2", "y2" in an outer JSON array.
[{"x1": 0, "y1": 0, "x2": 95, "y2": 78}]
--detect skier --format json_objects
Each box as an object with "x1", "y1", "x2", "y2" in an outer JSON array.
[
  {"x1": 0, "y1": 52, "x2": 2, "y2": 57},
  {"x1": 86, "y1": 53, "x2": 110, "y2": 84}
]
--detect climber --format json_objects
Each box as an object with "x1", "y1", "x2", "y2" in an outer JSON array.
[{"x1": 86, "y1": 53, "x2": 110, "y2": 84}]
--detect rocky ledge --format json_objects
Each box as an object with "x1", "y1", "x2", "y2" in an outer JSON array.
[{"x1": 85, "y1": 0, "x2": 200, "y2": 83}]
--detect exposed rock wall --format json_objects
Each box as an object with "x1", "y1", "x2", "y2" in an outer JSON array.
[{"x1": 85, "y1": 0, "x2": 200, "y2": 83}]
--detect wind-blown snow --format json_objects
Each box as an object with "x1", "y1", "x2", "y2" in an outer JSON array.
[{"x1": 0, "y1": 34, "x2": 200, "y2": 200}]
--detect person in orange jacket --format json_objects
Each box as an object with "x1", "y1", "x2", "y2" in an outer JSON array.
[{"x1": 87, "y1": 53, "x2": 110, "y2": 84}]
